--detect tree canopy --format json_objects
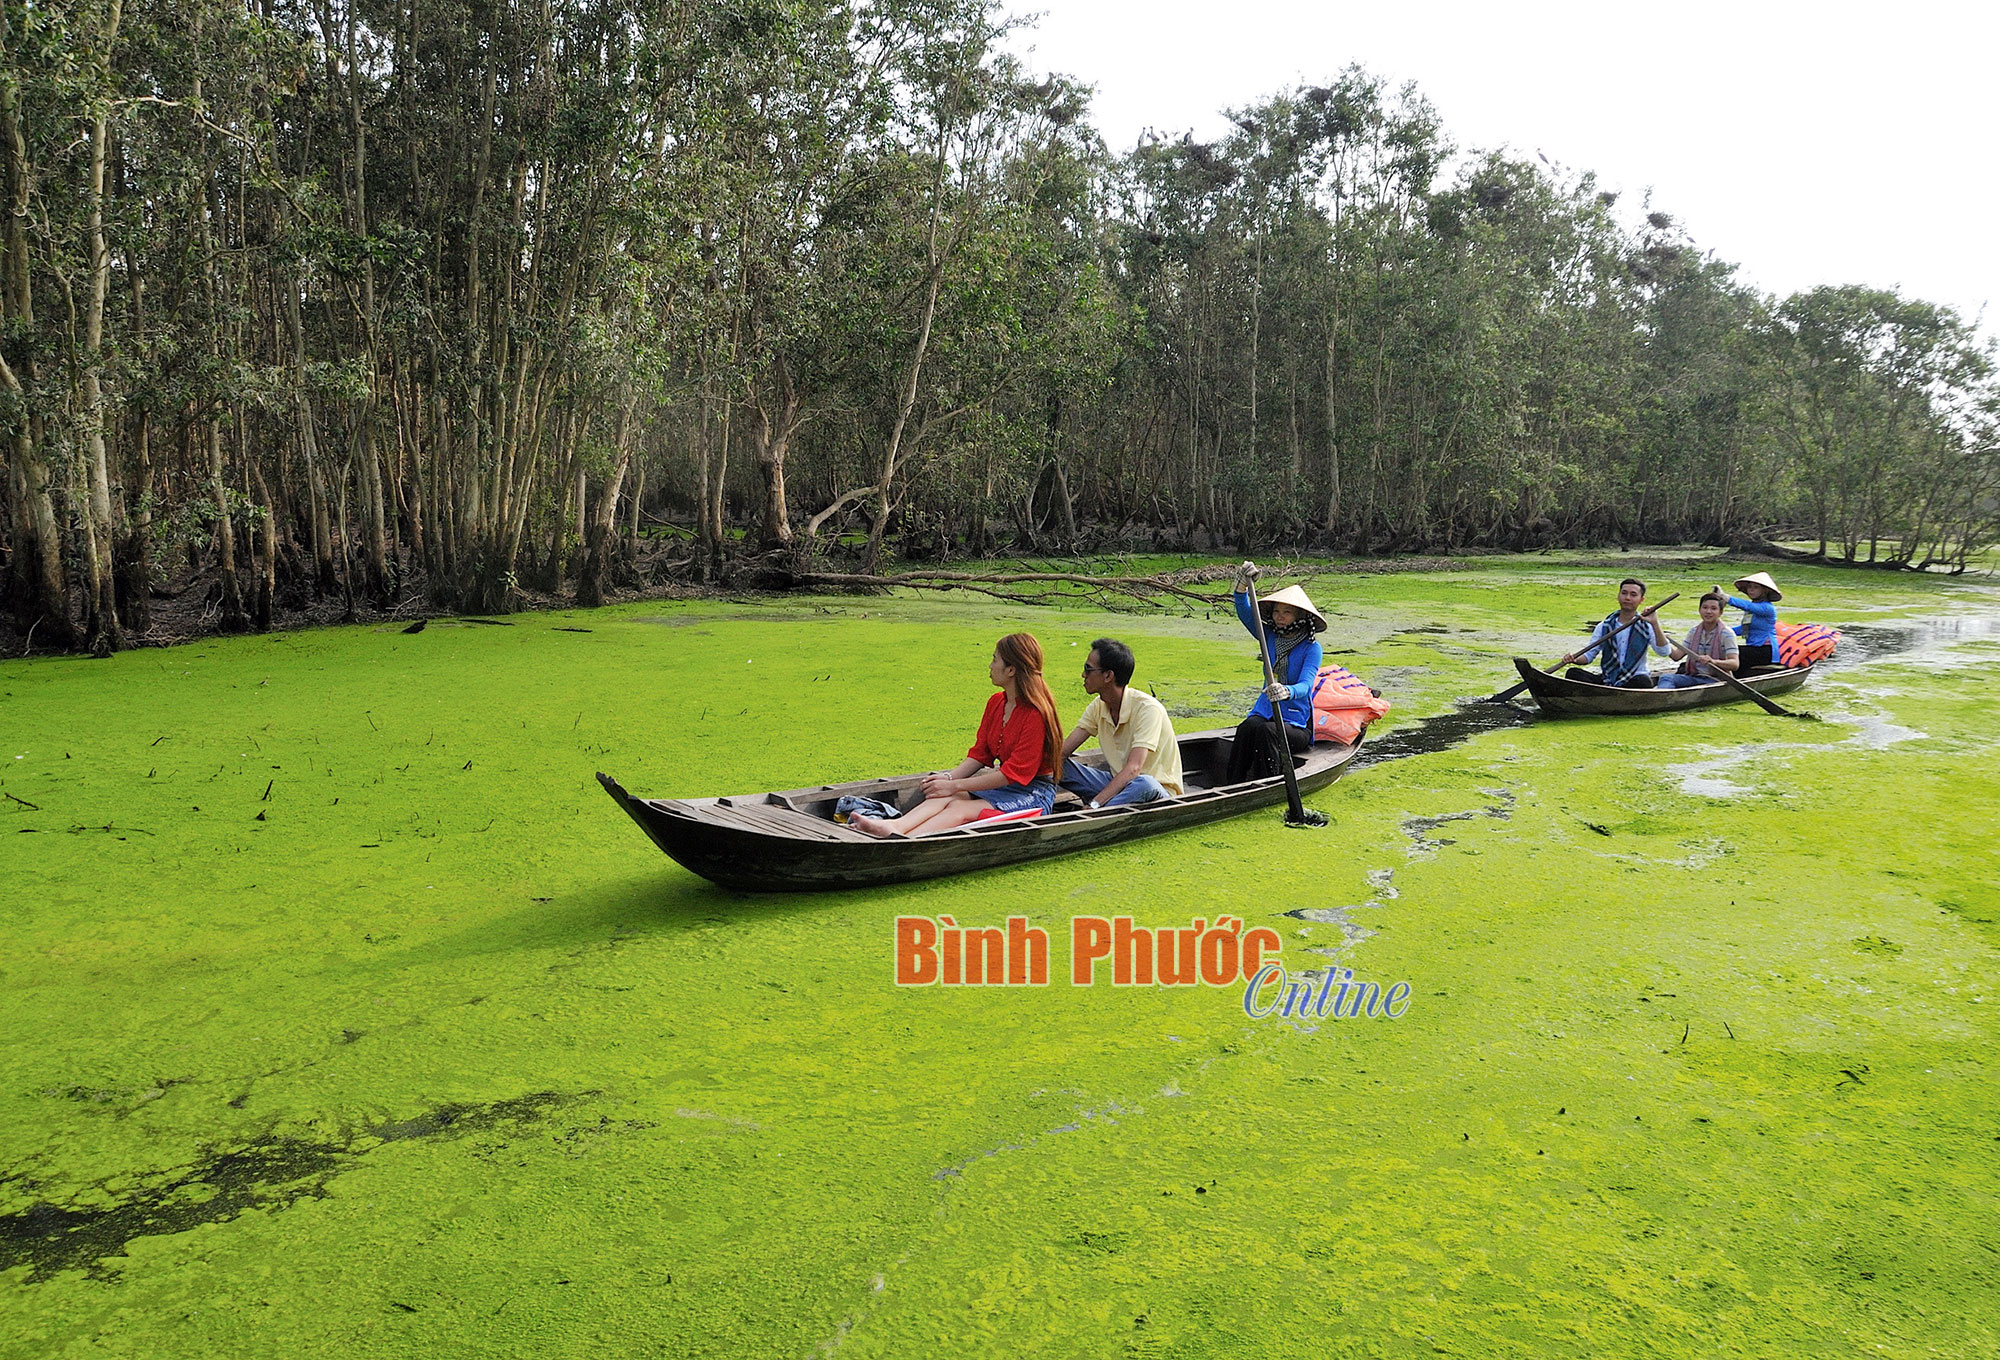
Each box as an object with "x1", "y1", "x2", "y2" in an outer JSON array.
[{"x1": 4, "y1": 1, "x2": 1994, "y2": 651}]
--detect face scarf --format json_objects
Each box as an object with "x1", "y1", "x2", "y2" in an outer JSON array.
[{"x1": 1268, "y1": 617, "x2": 1315, "y2": 677}]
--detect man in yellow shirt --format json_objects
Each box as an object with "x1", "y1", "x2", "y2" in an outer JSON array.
[{"x1": 1059, "y1": 638, "x2": 1185, "y2": 808}]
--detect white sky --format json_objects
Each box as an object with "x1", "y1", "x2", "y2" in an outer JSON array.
[{"x1": 1003, "y1": 1, "x2": 1997, "y2": 336}]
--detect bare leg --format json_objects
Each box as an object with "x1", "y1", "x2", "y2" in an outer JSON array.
[
  {"x1": 902, "y1": 797, "x2": 989, "y2": 837},
  {"x1": 897, "y1": 796, "x2": 964, "y2": 834},
  {"x1": 853, "y1": 794, "x2": 964, "y2": 838}
]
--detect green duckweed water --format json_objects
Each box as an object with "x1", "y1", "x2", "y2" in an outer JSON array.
[{"x1": 4, "y1": 558, "x2": 1997, "y2": 1358}]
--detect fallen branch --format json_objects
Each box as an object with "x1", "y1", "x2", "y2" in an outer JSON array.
[{"x1": 784, "y1": 569, "x2": 1222, "y2": 613}]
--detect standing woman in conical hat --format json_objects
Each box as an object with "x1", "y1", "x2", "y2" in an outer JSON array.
[
  {"x1": 1223, "y1": 562, "x2": 1326, "y2": 784},
  {"x1": 1713, "y1": 571, "x2": 1783, "y2": 674}
]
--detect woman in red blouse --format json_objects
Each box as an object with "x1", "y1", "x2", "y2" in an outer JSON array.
[{"x1": 852, "y1": 633, "x2": 1063, "y2": 838}]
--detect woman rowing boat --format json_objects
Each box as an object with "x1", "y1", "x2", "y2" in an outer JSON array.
[
  {"x1": 1223, "y1": 562, "x2": 1326, "y2": 783},
  {"x1": 1714, "y1": 571, "x2": 1782, "y2": 673}
]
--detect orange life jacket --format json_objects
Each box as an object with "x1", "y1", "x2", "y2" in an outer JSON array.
[
  {"x1": 1774, "y1": 622, "x2": 1840, "y2": 667},
  {"x1": 1311, "y1": 664, "x2": 1391, "y2": 745}
]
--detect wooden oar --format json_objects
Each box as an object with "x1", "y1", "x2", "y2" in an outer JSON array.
[
  {"x1": 1663, "y1": 626, "x2": 1813, "y2": 719},
  {"x1": 1244, "y1": 572, "x2": 1328, "y2": 828},
  {"x1": 1484, "y1": 592, "x2": 1680, "y2": 703}
]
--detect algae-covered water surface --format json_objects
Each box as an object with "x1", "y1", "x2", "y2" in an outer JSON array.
[{"x1": 5, "y1": 559, "x2": 1997, "y2": 1358}]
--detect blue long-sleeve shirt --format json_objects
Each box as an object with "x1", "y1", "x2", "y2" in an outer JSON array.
[
  {"x1": 1723, "y1": 593, "x2": 1778, "y2": 649},
  {"x1": 1234, "y1": 591, "x2": 1322, "y2": 730}
]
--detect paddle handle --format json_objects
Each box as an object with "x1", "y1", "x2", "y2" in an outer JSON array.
[
  {"x1": 1486, "y1": 591, "x2": 1680, "y2": 704},
  {"x1": 1661, "y1": 623, "x2": 1795, "y2": 717},
  {"x1": 1564, "y1": 591, "x2": 1680, "y2": 666}
]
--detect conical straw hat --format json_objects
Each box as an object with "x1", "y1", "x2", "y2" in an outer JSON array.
[
  {"x1": 1258, "y1": 584, "x2": 1328, "y2": 633},
  {"x1": 1732, "y1": 571, "x2": 1783, "y2": 602}
]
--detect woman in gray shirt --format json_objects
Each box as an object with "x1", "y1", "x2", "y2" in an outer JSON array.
[{"x1": 1655, "y1": 592, "x2": 1740, "y2": 689}]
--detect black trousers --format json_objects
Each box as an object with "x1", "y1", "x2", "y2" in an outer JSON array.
[
  {"x1": 1226, "y1": 715, "x2": 1311, "y2": 783},
  {"x1": 1738, "y1": 642, "x2": 1776, "y2": 673}
]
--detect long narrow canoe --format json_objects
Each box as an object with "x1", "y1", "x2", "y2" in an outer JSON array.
[
  {"x1": 599, "y1": 727, "x2": 1362, "y2": 892},
  {"x1": 1511, "y1": 658, "x2": 1813, "y2": 718}
]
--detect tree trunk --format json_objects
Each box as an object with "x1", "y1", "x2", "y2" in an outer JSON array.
[
  {"x1": 281, "y1": 279, "x2": 337, "y2": 593},
  {"x1": 627, "y1": 461, "x2": 644, "y2": 553},
  {"x1": 864, "y1": 119, "x2": 954, "y2": 576},
  {"x1": 1247, "y1": 229, "x2": 1262, "y2": 469},
  {"x1": 333, "y1": 457, "x2": 358, "y2": 620},
  {"x1": 354, "y1": 407, "x2": 390, "y2": 603},
  {"x1": 80, "y1": 7, "x2": 127, "y2": 652},
  {"x1": 752, "y1": 355, "x2": 799, "y2": 553},
  {"x1": 252, "y1": 464, "x2": 277, "y2": 631},
  {"x1": 116, "y1": 405, "x2": 152, "y2": 633},
  {"x1": 0, "y1": 16, "x2": 75, "y2": 646},
  {"x1": 1, "y1": 401, "x2": 73, "y2": 647},
  {"x1": 1052, "y1": 460, "x2": 1077, "y2": 547},
  {"x1": 210, "y1": 418, "x2": 248, "y2": 630},
  {"x1": 696, "y1": 374, "x2": 731, "y2": 581},
  {"x1": 864, "y1": 255, "x2": 944, "y2": 573},
  {"x1": 576, "y1": 395, "x2": 638, "y2": 608},
  {"x1": 336, "y1": 0, "x2": 389, "y2": 606}
]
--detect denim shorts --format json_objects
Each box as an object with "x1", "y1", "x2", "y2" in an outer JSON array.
[
  {"x1": 1060, "y1": 759, "x2": 1167, "y2": 807},
  {"x1": 974, "y1": 777, "x2": 1058, "y2": 815}
]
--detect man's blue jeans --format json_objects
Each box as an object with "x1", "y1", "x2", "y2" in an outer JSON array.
[{"x1": 1061, "y1": 758, "x2": 1166, "y2": 807}]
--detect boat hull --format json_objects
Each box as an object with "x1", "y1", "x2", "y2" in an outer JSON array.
[
  {"x1": 1512, "y1": 658, "x2": 1812, "y2": 718},
  {"x1": 600, "y1": 728, "x2": 1362, "y2": 892}
]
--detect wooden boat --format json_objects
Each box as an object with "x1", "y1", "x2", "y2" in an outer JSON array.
[
  {"x1": 598, "y1": 727, "x2": 1363, "y2": 892},
  {"x1": 1510, "y1": 658, "x2": 1813, "y2": 718}
]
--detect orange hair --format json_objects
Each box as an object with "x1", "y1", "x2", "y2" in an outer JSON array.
[{"x1": 995, "y1": 632, "x2": 1063, "y2": 776}]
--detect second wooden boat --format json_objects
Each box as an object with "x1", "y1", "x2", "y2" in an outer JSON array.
[
  {"x1": 1510, "y1": 657, "x2": 1813, "y2": 718},
  {"x1": 599, "y1": 727, "x2": 1363, "y2": 892}
]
